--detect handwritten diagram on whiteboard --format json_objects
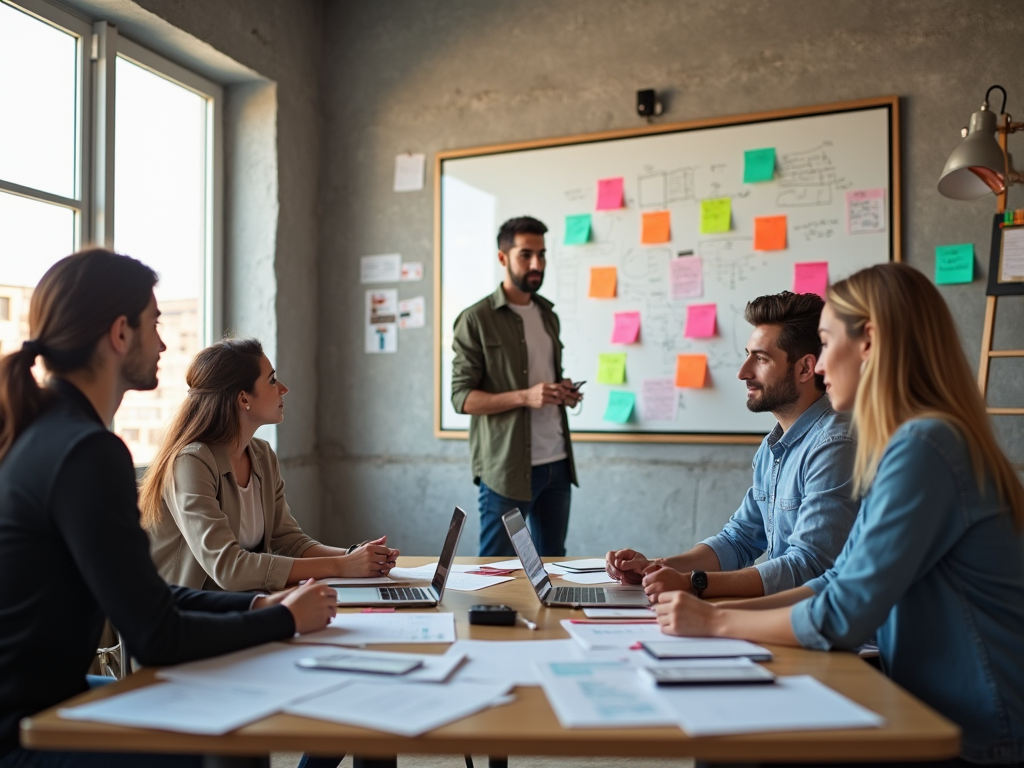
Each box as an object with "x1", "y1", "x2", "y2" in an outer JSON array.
[{"x1": 436, "y1": 100, "x2": 898, "y2": 440}]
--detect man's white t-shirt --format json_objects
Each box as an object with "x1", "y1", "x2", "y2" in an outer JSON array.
[{"x1": 507, "y1": 300, "x2": 567, "y2": 466}]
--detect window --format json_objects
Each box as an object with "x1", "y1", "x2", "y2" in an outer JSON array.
[
  {"x1": 0, "y1": 296, "x2": 9, "y2": 321},
  {"x1": 0, "y1": 0, "x2": 222, "y2": 465}
]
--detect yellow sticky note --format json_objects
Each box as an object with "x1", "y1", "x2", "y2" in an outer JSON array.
[
  {"x1": 700, "y1": 198, "x2": 731, "y2": 234},
  {"x1": 641, "y1": 211, "x2": 671, "y2": 244},
  {"x1": 597, "y1": 353, "x2": 627, "y2": 385},
  {"x1": 675, "y1": 354, "x2": 707, "y2": 388},
  {"x1": 589, "y1": 266, "x2": 617, "y2": 298}
]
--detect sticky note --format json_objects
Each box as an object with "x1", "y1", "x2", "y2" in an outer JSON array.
[
  {"x1": 935, "y1": 244, "x2": 974, "y2": 285},
  {"x1": 611, "y1": 312, "x2": 641, "y2": 344},
  {"x1": 684, "y1": 303, "x2": 717, "y2": 338},
  {"x1": 675, "y1": 354, "x2": 707, "y2": 388},
  {"x1": 743, "y1": 148, "x2": 776, "y2": 183},
  {"x1": 603, "y1": 391, "x2": 635, "y2": 424},
  {"x1": 588, "y1": 266, "x2": 617, "y2": 298},
  {"x1": 754, "y1": 215, "x2": 787, "y2": 251},
  {"x1": 596, "y1": 177, "x2": 624, "y2": 210},
  {"x1": 597, "y1": 353, "x2": 627, "y2": 385},
  {"x1": 669, "y1": 257, "x2": 703, "y2": 299},
  {"x1": 641, "y1": 211, "x2": 670, "y2": 244},
  {"x1": 700, "y1": 198, "x2": 731, "y2": 234},
  {"x1": 641, "y1": 378, "x2": 677, "y2": 421},
  {"x1": 564, "y1": 214, "x2": 591, "y2": 245},
  {"x1": 794, "y1": 262, "x2": 829, "y2": 298}
]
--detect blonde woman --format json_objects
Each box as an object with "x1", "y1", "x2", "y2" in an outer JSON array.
[
  {"x1": 142, "y1": 338, "x2": 398, "y2": 592},
  {"x1": 655, "y1": 263, "x2": 1024, "y2": 765}
]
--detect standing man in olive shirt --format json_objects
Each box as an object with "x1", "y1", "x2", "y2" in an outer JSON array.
[{"x1": 451, "y1": 217, "x2": 582, "y2": 556}]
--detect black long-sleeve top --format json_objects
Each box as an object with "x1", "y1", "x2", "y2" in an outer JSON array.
[{"x1": 0, "y1": 379, "x2": 295, "y2": 755}]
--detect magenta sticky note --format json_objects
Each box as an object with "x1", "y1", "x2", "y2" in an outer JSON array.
[
  {"x1": 684, "y1": 303, "x2": 717, "y2": 339},
  {"x1": 596, "y1": 177, "x2": 624, "y2": 210},
  {"x1": 794, "y1": 262, "x2": 829, "y2": 298},
  {"x1": 611, "y1": 311, "x2": 641, "y2": 344}
]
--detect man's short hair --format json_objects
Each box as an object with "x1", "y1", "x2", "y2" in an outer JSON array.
[
  {"x1": 497, "y1": 216, "x2": 548, "y2": 254},
  {"x1": 744, "y1": 291, "x2": 826, "y2": 391}
]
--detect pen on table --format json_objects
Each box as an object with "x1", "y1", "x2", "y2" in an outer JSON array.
[{"x1": 518, "y1": 615, "x2": 538, "y2": 631}]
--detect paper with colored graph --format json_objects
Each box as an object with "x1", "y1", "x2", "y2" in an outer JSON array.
[
  {"x1": 596, "y1": 177, "x2": 624, "y2": 210},
  {"x1": 603, "y1": 391, "x2": 635, "y2": 424},
  {"x1": 588, "y1": 267, "x2": 617, "y2": 298},
  {"x1": 754, "y1": 215, "x2": 787, "y2": 251},
  {"x1": 700, "y1": 198, "x2": 731, "y2": 234},
  {"x1": 597, "y1": 353, "x2": 627, "y2": 385},
  {"x1": 793, "y1": 262, "x2": 829, "y2": 297},
  {"x1": 675, "y1": 354, "x2": 707, "y2": 388},
  {"x1": 611, "y1": 312, "x2": 641, "y2": 344},
  {"x1": 641, "y1": 211, "x2": 670, "y2": 244},
  {"x1": 684, "y1": 304, "x2": 716, "y2": 338}
]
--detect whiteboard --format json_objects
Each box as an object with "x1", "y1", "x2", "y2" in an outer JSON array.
[{"x1": 435, "y1": 98, "x2": 899, "y2": 441}]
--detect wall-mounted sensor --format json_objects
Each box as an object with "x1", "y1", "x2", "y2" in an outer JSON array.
[{"x1": 637, "y1": 89, "x2": 663, "y2": 118}]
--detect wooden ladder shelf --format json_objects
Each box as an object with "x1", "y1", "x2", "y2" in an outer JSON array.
[{"x1": 978, "y1": 290, "x2": 1024, "y2": 416}]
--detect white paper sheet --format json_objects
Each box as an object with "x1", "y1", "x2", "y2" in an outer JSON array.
[
  {"x1": 553, "y1": 558, "x2": 608, "y2": 571},
  {"x1": 656, "y1": 674, "x2": 885, "y2": 735},
  {"x1": 544, "y1": 563, "x2": 572, "y2": 576},
  {"x1": 583, "y1": 608, "x2": 656, "y2": 619},
  {"x1": 535, "y1": 661, "x2": 677, "y2": 729},
  {"x1": 398, "y1": 296, "x2": 425, "y2": 329},
  {"x1": 446, "y1": 639, "x2": 586, "y2": 686},
  {"x1": 560, "y1": 620, "x2": 664, "y2": 650},
  {"x1": 1001, "y1": 227, "x2": 1024, "y2": 281},
  {"x1": 444, "y1": 572, "x2": 515, "y2": 592},
  {"x1": 291, "y1": 612, "x2": 457, "y2": 646},
  {"x1": 387, "y1": 563, "x2": 476, "y2": 581},
  {"x1": 360, "y1": 253, "x2": 402, "y2": 283},
  {"x1": 59, "y1": 680, "x2": 294, "y2": 735},
  {"x1": 365, "y1": 289, "x2": 398, "y2": 353},
  {"x1": 393, "y1": 153, "x2": 425, "y2": 192},
  {"x1": 559, "y1": 571, "x2": 616, "y2": 585},
  {"x1": 285, "y1": 680, "x2": 512, "y2": 736},
  {"x1": 481, "y1": 558, "x2": 523, "y2": 570},
  {"x1": 284, "y1": 648, "x2": 466, "y2": 684}
]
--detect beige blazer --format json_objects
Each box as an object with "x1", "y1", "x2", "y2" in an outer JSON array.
[{"x1": 149, "y1": 438, "x2": 318, "y2": 592}]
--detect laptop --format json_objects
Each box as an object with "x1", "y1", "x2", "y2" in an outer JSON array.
[
  {"x1": 502, "y1": 508, "x2": 650, "y2": 608},
  {"x1": 330, "y1": 507, "x2": 466, "y2": 607}
]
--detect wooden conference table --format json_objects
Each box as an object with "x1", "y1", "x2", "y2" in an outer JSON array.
[{"x1": 22, "y1": 557, "x2": 960, "y2": 766}]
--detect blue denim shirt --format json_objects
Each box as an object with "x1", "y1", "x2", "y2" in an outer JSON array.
[
  {"x1": 701, "y1": 394, "x2": 858, "y2": 594},
  {"x1": 792, "y1": 419, "x2": 1024, "y2": 764}
]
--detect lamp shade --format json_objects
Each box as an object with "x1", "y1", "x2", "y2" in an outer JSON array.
[{"x1": 938, "y1": 107, "x2": 1006, "y2": 199}]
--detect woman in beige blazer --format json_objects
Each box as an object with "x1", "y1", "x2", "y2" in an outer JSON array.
[{"x1": 141, "y1": 338, "x2": 398, "y2": 592}]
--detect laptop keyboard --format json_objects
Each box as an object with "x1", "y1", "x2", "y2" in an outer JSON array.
[
  {"x1": 378, "y1": 587, "x2": 431, "y2": 601},
  {"x1": 551, "y1": 587, "x2": 606, "y2": 603}
]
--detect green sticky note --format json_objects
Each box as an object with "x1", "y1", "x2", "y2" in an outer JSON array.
[
  {"x1": 597, "y1": 353, "x2": 627, "y2": 385},
  {"x1": 935, "y1": 243, "x2": 974, "y2": 285},
  {"x1": 743, "y1": 148, "x2": 776, "y2": 183},
  {"x1": 700, "y1": 198, "x2": 731, "y2": 234},
  {"x1": 564, "y1": 214, "x2": 591, "y2": 245},
  {"x1": 603, "y1": 390, "x2": 635, "y2": 424}
]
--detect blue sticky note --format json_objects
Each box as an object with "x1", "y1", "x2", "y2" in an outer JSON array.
[
  {"x1": 744, "y1": 148, "x2": 776, "y2": 183},
  {"x1": 565, "y1": 214, "x2": 592, "y2": 245},
  {"x1": 603, "y1": 391, "x2": 635, "y2": 424},
  {"x1": 935, "y1": 244, "x2": 974, "y2": 285}
]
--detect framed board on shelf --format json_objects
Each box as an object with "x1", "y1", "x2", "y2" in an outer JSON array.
[{"x1": 434, "y1": 96, "x2": 901, "y2": 444}]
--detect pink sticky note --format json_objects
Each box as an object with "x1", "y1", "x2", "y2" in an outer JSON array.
[
  {"x1": 596, "y1": 177, "x2": 624, "y2": 210},
  {"x1": 669, "y1": 257, "x2": 703, "y2": 300},
  {"x1": 611, "y1": 311, "x2": 641, "y2": 344},
  {"x1": 684, "y1": 303, "x2": 717, "y2": 338},
  {"x1": 794, "y1": 262, "x2": 829, "y2": 298}
]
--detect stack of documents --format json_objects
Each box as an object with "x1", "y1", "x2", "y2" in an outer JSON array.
[{"x1": 386, "y1": 563, "x2": 514, "y2": 591}]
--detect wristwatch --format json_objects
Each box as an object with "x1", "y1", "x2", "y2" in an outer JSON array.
[{"x1": 691, "y1": 570, "x2": 708, "y2": 598}]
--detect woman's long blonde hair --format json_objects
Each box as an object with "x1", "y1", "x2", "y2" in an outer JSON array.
[
  {"x1": 138, "y1": 338, "x2": 264, "y2": 529},
  {"x1": 828, "y1": 263, "x2": 1024, "y2": 528}
]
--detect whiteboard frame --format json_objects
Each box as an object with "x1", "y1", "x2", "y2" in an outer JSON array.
[{"x1": 433, "y1": 95, "x2": 901, "y2": 444}]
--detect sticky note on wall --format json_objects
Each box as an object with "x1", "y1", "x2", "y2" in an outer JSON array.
[
  {"x1": 794, "y1": 262, "x2": 829, "y2": 298},
  {"x1": 743, "y1": 148, "x2": 776, "y2": 183},
  {"x1": 596, "y1": 177, "x2": 624, "y2": 210},
  {"x1": 754, "y1": 215, "x2": 787, "y2": 251},
  {"x1": 641, "y1": 378, "x2": 678, "y2": 421},
  {"x1": 611, "y1": 312, "x2": 641, "y2": 344},
  {"x1": 684, "y1": 303, "x2": 717, "y2": 338},
  {"x1": 597, "y1": 353, "x2": 627, "y2": 385},
  {"x1": 675, "y1": 354, "x2": 707, "y2": 388},
  {"x1": 564, "y1": 214, "x2": 592, "y2": 245},
  {"x1": 641, "y1": 211, "x2": 670, "y2": 244},
  {"x1": 603, "y1": 391, "x2": 635, "y2": 424},
  {"x1": 588, "y1": 266, "x2": 617, "y2": 298},
  {"x1": 700, "y1": 198, "x2": 731, "y2": 234},
  {"x1": 670, "y1": 257, "x2": 703, "y2": 299},
  {"x1": 935, "y1": 244, "x2": 974, "y2": 285}
]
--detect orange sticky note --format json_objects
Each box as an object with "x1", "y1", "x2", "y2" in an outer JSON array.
[
  {"x1": 588, "y1": 266, "x2": 617, "y2": 298},
  {"x1": 641, "y1": 211, "x2": 671, "y2": 244},
  {"x1": 754, "y1": 215, "x2": 787, "y2": 251},
  {"x1": 675, "y1": 354, "x2": 707, "y2": 388}
]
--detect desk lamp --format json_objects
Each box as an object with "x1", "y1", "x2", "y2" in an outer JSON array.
[{"x1": 938, "y1": 85, "x2": 1024, "y2": 200}]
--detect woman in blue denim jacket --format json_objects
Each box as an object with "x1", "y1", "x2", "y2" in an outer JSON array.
[{"x1": 655, "y1": 263, "x2": 1024, "y2": 766}]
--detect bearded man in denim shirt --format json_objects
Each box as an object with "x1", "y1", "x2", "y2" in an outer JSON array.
[{"x1": 607, "y1": 292, "x2": 858, "y2": 600}]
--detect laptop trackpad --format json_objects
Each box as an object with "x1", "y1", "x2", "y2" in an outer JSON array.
[{"x1": 333, "y1": 587, "x2": 381, "y2": 605}]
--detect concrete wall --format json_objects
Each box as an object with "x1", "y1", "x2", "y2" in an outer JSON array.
[{"x1": 318, "y1": 0, "x2": 1024, "y2": 556}]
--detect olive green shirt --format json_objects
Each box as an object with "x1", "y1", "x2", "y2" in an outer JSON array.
[{"x1": 451, "y1": 284, "x2": 578, "y2": 501}]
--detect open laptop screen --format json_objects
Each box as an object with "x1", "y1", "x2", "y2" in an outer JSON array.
[
  {"x1": 502, "y1": 509, "x2": 548, "y2": 590},
  {"x1": 431, "y1": 507, "x2": 466, "y2": 596}
]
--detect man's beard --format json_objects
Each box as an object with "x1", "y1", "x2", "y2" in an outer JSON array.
[
  {"x1": 123, "y1": 333, "x2": 159, "y2": 391},
  {"x1": 746, "y1": 367, "x2": 800, "y2": 413},
  {"x1": 511, "y1": 267, "x2": 544, "y2": 294}
]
